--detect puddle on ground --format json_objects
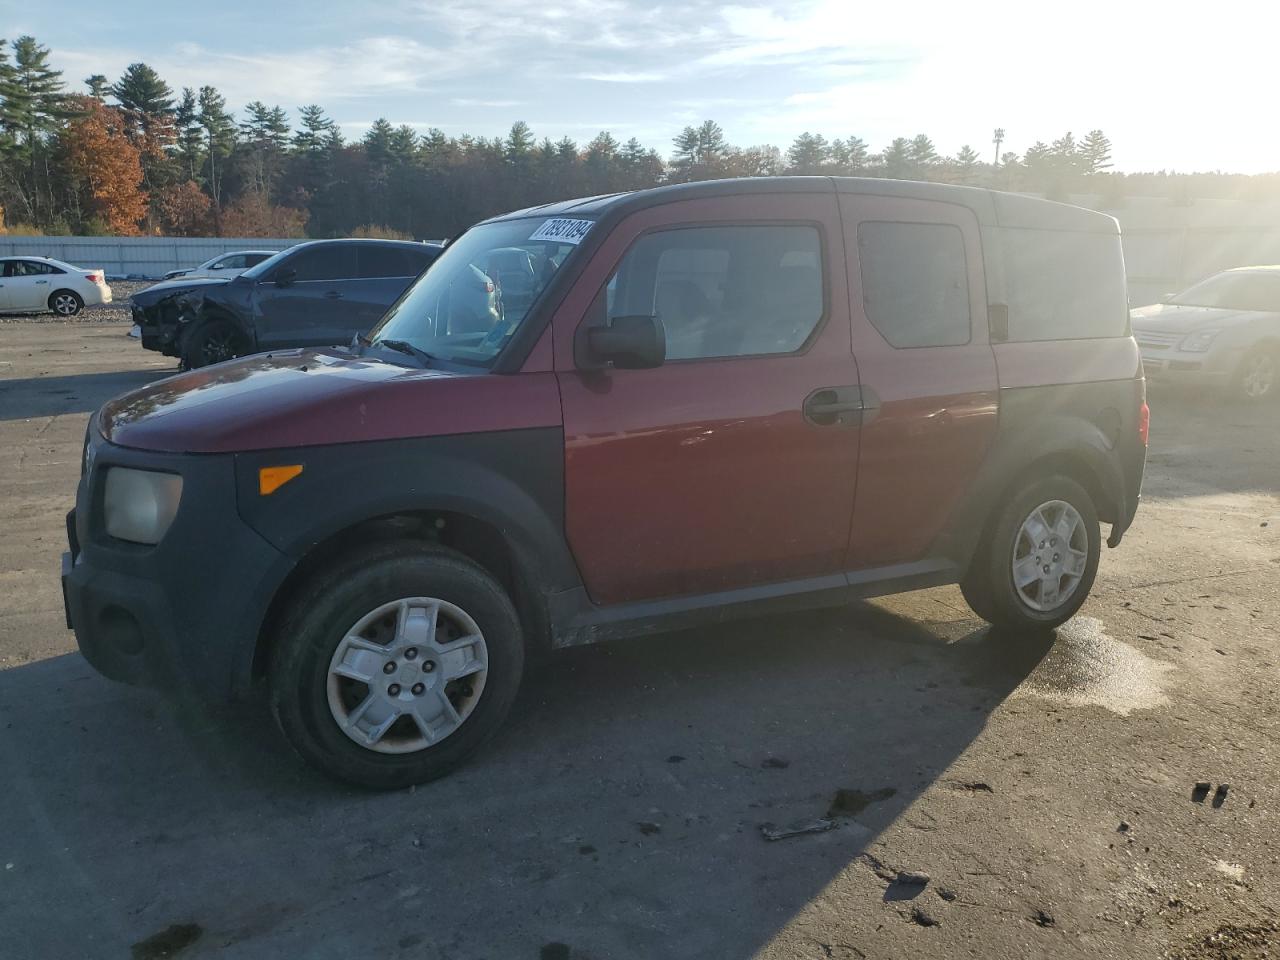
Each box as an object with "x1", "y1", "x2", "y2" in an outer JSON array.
[{"x1": 1015, "y1": 615, "x2": 1172, "y2": 716}]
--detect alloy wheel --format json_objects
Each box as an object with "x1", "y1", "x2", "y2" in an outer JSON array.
[
  {"x1": 1241, "y1": 353, "x2": 1275, "y2": 399},
  {"x1": 1011, "y1": 499, "x2": 1089, "y2": 612},
  {"x1": 53, "y1": 293, "x2": 80, "y2": 316},
  {"x1": 326, "y1": 597, "x2": 489, "y2": 754}
]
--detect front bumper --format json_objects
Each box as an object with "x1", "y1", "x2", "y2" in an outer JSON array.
[
  {"x1": 1139, "y1": 342, "x2": 1244, "y2": 389},
  {"x1": 61, "y1": 433, "x2": 294, "y2": 700},
  {"x1": 133, "y1": 303, "x2": 181, "y2": 356}
]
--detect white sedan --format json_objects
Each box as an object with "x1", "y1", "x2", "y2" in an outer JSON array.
[
  {"x1": 0, "y1": 256, "x2": 112, "y2": 316},
  {"x1": 162, "y1": 250, "x2": 277, "y2": 281}
]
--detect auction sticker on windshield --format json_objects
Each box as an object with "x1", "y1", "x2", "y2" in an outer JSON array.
[{"x1": 529, "y1": 218, "x2": 593, "y2": 244}]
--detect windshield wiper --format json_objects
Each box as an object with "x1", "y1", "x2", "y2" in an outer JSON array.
[{"x1": 376, "y1": 338, "x2": 437, "y2": 367}]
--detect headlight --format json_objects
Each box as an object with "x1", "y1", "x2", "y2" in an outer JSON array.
[
  {"x1": 104, "y1": 467, "x2": 183, "y2": 544},
  {"x1": 1179, "y1": 329, "x2": 1221, "y2": 353}
]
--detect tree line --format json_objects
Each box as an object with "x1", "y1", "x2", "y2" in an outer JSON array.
[{"x1": 0, "y1": 34, "x2": 1270, "y2": 240}]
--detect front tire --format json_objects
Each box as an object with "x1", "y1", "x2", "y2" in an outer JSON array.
[
  {"x1": 961, "y1": 475, "x2": 1101, "y2": 631},
  {"x1": 49, "y1": 290, "x2": 84, "y2": 317},
  {"x1": 182, "y1": 318, "x2": 245, "y2": 369},
  {"x1": 1234, "y1": 345, "x2": 1278, "y2": 403},
  {"x1": 270, "y1": 542, "x2": 524, "y2": 789}
]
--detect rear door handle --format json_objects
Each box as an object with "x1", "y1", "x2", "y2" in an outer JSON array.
[
  {"x1": 35, "y1": 279, "x2": 48, "y2": 285},
  {"x1": 324, "y1": 290, "x2": 343, "y2": 300}
]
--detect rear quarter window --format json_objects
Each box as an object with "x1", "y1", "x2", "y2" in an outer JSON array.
[
  {"x1": 858, "y1": 221, "x2": 970, "y2": 348},
  {"x1": 1001, "y1": 229, "x2": 1128, "y2": 341}
]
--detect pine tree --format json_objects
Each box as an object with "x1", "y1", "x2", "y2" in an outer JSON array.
[
  {"x1": 953, "y1": 144, "x2": 980, "y2": 182},
  {"x1": 0, "y1": 36, "x2": 68, "y2": 223},
  {"x1": 110, "y1": 63, "x2": 173, "y2": 140},
  {"x1": 830, "y1": 137, "x2": 868, "y2": 174},
  {"x1": 84, "y1": 74, "x2": 109, "y2": 99},
  {"x1": 882, "y1": 137, "x2": 912, "y2": 178},
  {"x1": 174, "y1": 87, "x2": 204, "y2": 182},
  {"x1": 363, "y1": 118, "x2": 395, "y2": 164},
  {"x1": 292, "y1": 104, "x2": 337, "y2": 156},
  {"x1": 504, "y1": 121, "x2": 534, "y2": 162},
  {"x1": 786, "y1": 132, "x2": 829, "y2": 174},
  {"x1": 909, "y1": 134, "x2": 938, "y2": 169},
  {"x1": 1079, "y1": 129, "x2": 1113, "y2": 174},
  {"x1": 197, "y1": 85, "x2": 235, "y2": 205}
]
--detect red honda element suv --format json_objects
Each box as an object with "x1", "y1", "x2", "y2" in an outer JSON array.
[{"x1": 62, "y1": 178, "x2": 1146, "y2": 787}]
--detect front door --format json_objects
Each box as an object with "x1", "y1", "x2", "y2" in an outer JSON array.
[
  {"x1": 4, "y1": 260, "x2": 55, "y2": 310},
  {"x1": 255, "y1": 244, "x2": 358, "y2": 348},
  {"x1": 554, "y1": 192, "x2": 861, "y2": 606},
  {"x1": 838, "y1": 193, "x2": 999, "y2": 570}
]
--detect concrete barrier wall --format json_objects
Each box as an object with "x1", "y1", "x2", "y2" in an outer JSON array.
[{"x1": 0, "y1": 236, "x2": 303, "y2": 279}]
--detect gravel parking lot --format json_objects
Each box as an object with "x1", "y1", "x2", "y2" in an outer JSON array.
[{"x1": 1, "y1": 322, "x2": 1277, "y2": 960}]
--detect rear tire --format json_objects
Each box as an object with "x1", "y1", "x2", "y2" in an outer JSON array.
[
  {"x1": 182, "y1": 317, "x2": 245, "y2": 368},
  {"x1": 961, "y1": 475, "x2": 1101, "y2": 632},
  {"x1": 49, "y1": 290, "x2": 83, "y2": 317},
  {"x1": 1233, "y1": 345, "x2": 1278, "y2": 403},
  {"x1": 270, "y1": 542, "x2": 524, "y2": 789}
]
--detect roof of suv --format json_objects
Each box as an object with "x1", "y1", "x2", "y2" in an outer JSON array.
[{"x1": 484, "y1": 176, "x2": 1117, "y2": 235}]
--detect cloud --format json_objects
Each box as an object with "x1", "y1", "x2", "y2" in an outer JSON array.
[
  {"x1": 452, "y1": 98, "x2": 525, "y2": 108},
  {"x1": 575, "y1": 71, "x2": 667, "y2": 83}
]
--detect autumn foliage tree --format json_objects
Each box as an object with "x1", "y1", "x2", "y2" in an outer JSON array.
[
  {"x1": 54, "y1": 95, "x2": 146, "y2": 234},
  {"x1": 219, "y1": 190, "x2": 307, "y2": 237},
  {"x1": 153, "y1": 178, "x2": 212, "y2": 235}
]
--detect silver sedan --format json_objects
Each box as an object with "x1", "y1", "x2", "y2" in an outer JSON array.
[{"x1": 1131, "y1": 266, "x2": 1280, "y2": 402}]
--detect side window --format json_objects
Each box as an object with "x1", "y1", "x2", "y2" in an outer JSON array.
[
  {"x1": 858, "y1": 222, "x2": 970, "y2": 348},
  {"x1": 1, "y1": 261, "x2": 15, "y2": 278},
  {"x1": 606, "y1": 225, "x2": 824, "y2": 361},
  {"x1": 245, "y1": 253, "x2": 271, "y2": 267},
  {"x1": 358, "y1": 246, "x2": 419, "y2": 279},
  {"x1": 285, "y1": 245, "x2": 356, "y2": 282},
  {"x1": 16, "y1": 260, "x2": 60, "y2": 276},
  {"x1": 216, "y1": 255, "x2": 246, "y2": 269}
]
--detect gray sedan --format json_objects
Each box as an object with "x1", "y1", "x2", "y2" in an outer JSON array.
[{"x1": 1132, "y1": 266, "x2": 1280, "y2": 401}]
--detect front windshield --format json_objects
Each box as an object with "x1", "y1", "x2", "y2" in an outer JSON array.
[
  {"x1": 368, "y1": 218, "x2": 587, "y2": 366},
  {"x1": 1171, "y1": 272, "x2": 1280, "y2": 312}
]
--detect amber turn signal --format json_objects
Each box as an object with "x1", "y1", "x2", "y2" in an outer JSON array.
[{"x1": 259, "y1": 464, "x2": 304, "y2": 496}]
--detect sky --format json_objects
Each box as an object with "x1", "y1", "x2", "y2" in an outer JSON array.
[{"x1": 4, "y1": 0, "x2": 1280, "y2": 173}]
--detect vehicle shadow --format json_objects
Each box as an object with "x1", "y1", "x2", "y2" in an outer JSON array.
[
  {"x1": 0, "y1": 369, "x2": 171, "y2": 421},
  {"x1": 1143, "y1": 384, "x2": 1280, "y2": 499},
  {"x1": 0, "y1": 601, "x2": 1053, "y2": 959}
]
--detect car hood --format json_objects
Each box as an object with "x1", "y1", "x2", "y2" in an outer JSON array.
[
  {"x1": 99, "y1": 348, "x2": 562, "y2": 454},
  {"x1": 1129, "y1": 303, "x2": 1268, "y2": 334},
  {"x1": 131, "y1": 277, "x2": 233, "y2": 305}
]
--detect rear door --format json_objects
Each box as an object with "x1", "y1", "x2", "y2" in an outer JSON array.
[
  {"x1": 254, "y1": 244, "x2": 358, "y2": 348},
  {"x1": 0, "y1": 260, "x2": 15, "y2": 309},
  {"x1": 553, "y1": 192, "x2": 861, "y2": 605},
  {"x1": 838, "y1": 194, "x2": 999, "y2": 570}
]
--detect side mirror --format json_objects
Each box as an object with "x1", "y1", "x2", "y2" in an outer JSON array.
[
  {"x1": 583, "y1": 314, "x2": 666, "y2": 370},
  {"x1": 274, "y1": 267, "x2": 297, "y2": 287}
]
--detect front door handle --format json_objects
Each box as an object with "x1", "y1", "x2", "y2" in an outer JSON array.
[
  {"x1": 323, "y1": 290, "x2": 343, "y2": 300},
  {"x1": 804, "y1": 386, "x2": 863, "y2": 426},
  {"x1": 804, "y1": 385, "x2": 881, "y2": 427},
  {"x1": 35, "y1": 279, "x2": 48, "y2": 285}
]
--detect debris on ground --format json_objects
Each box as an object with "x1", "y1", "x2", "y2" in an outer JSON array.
[
  {"x1": 827, "y1": 787, "x2": 896, "y2": 818},
  {"x1": 936, "y1": 886, "x2": 958, "y2": 902},
  {"x1": 1166, "y1": 920, "x2": 1279, "y2": 960},
  {"x1": 1193, "y1": 782, "x2": 1212, "y2": 803},
  {"x1": 666, "y1": 755, "x2": 685, "y2": 763},
  {"x1": 761, "y1": 757, "x2": 790, "y2": 769},
  {"x1": 953, "y1": 781, "x2": 995, "y2": 794},
  {"x1": 760, "y1": 818, "x2": 837, "y2": 841},
  {"x1": 1213, "y1": 784, "x2": 1230, "y2": 807},
  {"x1": 895, "y1": 871, "x2": 930, "y2": 887},
  {"x1": 910, "y1": 905, "x2": 941, "y2": 927},
  {"x1": 856, "y1": 852, "x2": 898, "y2": 882},
  {"x1": 1032, "y1": 910, "x2": 1056, "y2": 928},
  {"x1": 1119, "y1": 821, "x2": 1132, "y2": 833},
  {"x1": 131, "y1": 923, "x2": 203, "y2": 960},
  {"x1": 636, "y1": 821, "x2": 661, "y2": 836}
]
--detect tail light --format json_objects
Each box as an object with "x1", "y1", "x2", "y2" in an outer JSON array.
[
  {"x1": 85, "y1": 272, "x2": 101, "y2": 283},
  {"x1": 1138, "y1": 401, "x2": 1150, "y2": 446}
]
